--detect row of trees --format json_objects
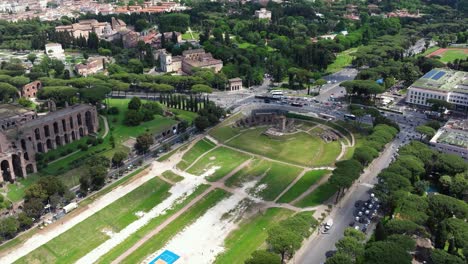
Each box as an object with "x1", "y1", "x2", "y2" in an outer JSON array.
[
  {"x1": 245, "y1": 212, "x2": 319, "y2": 264},
  {"x1": 0, "y1": 176, "x2": 76, "y2": 242}
]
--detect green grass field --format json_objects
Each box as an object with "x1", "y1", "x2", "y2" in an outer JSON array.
[
  {"x1": 438, "y1": 49, "x2": 468, "y2": 63},
  {"x1": 161, "y1": 170, "x2": 184, "y2": 182},
  {"x1": 209, "y1": 125, "x2": 242, "y2": 143},
  {"x1": 187, "y1": 147, "x2": 251, "y2": 182},
  {"x1": 226, "y1": 127, "x2": 340, "y2": 167},
  {"x1": 225, "y1": 158, "x2": 271, "y2": 187},
  {"x1": 182, "y1": 31, "x2": 200, "y2": 40},
  {"x1": 421, "y1": 46, "x2": 440, "y2": 56},
  {"x1": 326, "y1": 48, "x2": 357, "y2": 74},
  {"x1": 108, "y1": 99, "x2": 177, "y2": 144},
  {"x1": 96, "y1": 184, "x2": 210, "y2": 263},
  {"x1": 252, "y1": 162, "x2": 303, "y2": 201},
  {"x1": 295, "y1": 182, "x2": 337, "y2": 207},
  {"x1": 16, "y1": 178, "x2": 172, "y2": 264},
  {"x1": 214, "y1": 208, "x2": 293, "y2": 264},
  {"x1": 277, "y1": 170, "x2": 329, "y2": 203},
  {"x1": 177, "y1": 139, "x2": 217, "y2": 170},
  {"x1": 120, "y1": 188, "x2": 229, "y2": 264},
  {"x1": 169, "y1": 108, "x2": 198, "y2": 123}
]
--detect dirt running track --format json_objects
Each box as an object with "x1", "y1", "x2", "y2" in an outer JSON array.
[{"x1": 426, "y1": 47, "x2": 468, "y2": 57}]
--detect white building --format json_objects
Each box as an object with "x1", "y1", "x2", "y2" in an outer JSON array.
[
  {"x1": 406, "y1": 68, "x2": 468, "y2": 112},
  {"x1": 429, "y1": 119, "x2": 468, "y2": 160},
  {"x1": 45, "y1": 43, "x2": 65, "y2": 61},
  {"x1": 255, "y1": 8, "x2": 272, "y2": 20}
]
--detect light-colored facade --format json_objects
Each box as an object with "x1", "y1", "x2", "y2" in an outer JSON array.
[
  {"x1": 55, "y1": 18, "x2": 127, "y2": 40},
  {"x1": 75, "y1": 57, "x2": 106, "y2": 77},
  {"x1": 0, "y1": 104, "x2": 99, "y2": 183},
  {"x1": 429, "y1": 119, "x2": 468, "y2": 160},
  {"x1": 45, "y1": 43, "x2": 65, "y2": 61},
  {"x1": 228, "y1": 78, "x2": 243, "y2": 91},
  {"x1": 406, "y1": 68, "x2": 468, "y2": 112},
  {"x1": 255, "y1": 8, "x2": 271, "y2": 20},
  {"x1": 160, "y1": 48, "x2": 223, "y2": 75}
]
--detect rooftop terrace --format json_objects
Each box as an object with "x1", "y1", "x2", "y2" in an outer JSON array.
[{"x1": 411, "y1": 68, "x2": 468, "y2": 94}]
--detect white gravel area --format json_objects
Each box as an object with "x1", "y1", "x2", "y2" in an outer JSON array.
[
  {"x1": 75, "y1": 168, "x2": 217, "y2": 264},
  {"x1": 142, "y1": 181, "x2": 255, "y2": 264}
]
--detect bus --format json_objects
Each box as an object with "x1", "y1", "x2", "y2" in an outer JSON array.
[
  {"x1": 319, "y1": 113, "x2": 336, "y2": 121},
  {"x1": 270, "y1": 90, "x2": 284, "y2": 96},
  {"x1": 344, "y1": 114, "x2": 356, "y2": 120}
]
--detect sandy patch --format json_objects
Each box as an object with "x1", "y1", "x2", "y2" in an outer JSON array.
[
  {"x1": 135, "y1": 211, "x2": 145, "y2": 218},
  {"x1": 76, "y1": 170, "x2": 207, "y2": 264},
  {"x1": 101, "y1": 228, "x2": 115, "y2": 238},
  {"x1": 142, "y1": 182, "x2": 257, "y2": 264},
  {"x1": 209, "y1": 156, "x2": 216, "y2": 161}
]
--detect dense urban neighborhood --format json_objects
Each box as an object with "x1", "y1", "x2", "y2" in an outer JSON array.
[{"x1": 0, "y1": 0, "x2": 467, "y2": 264}]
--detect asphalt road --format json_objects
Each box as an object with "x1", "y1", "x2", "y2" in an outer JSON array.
[{"x1": 294, "y1": 131, "x2": 408, "y2": 264}]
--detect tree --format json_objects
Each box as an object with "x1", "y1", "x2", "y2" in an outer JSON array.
[
  {"x1": 128, "y1": 97, "x2": 142, "y2": 110},
  {"x1": 314, "y1": 78, "x2": 327, "y2": 94},
  {"x1": 353, "y1": 146, "x2": 379, "y2": 165},
  {"x1": 415, "y1": 125, "x2": 436, "y2": 141},
  {"x1": 335, "y1": 236, "x2": 364, "y2": 260},
  {"x1": 127, "y1": 59, "x2": 144, "y2": 74},
  {"x1": 245, "y1": 250, "x2": 281, "y2": 264},
  {"x1": 23, "y1": 198, "x2": 44, "y2": 219},
  {"x1": 435, "y1": 153, "x2": 468, "y2": 175},
  {"x1": 0, "y1": 216, "x2": 19, "y2": 239},
  {"x1": 266, "y1": 225, "x2": 302, "y2": 263},
  {"x1": 325, "y1": 252, "x2": 354, "y2": 264},
  {"x1": 87, "y1": 32, "x2": 99, "y2": 50},
  {"x1": 16, "y1": 212, "x2": 33, "y2": 230},
  {"x1": 430, "y1": 249, "x2": 464, "y2": 264},
  {"x1": 135, "y1": 133, "x2": 154, "y2": 154},
  {"x1": 112, "y1": 150, "x2": 128, "y2": 166},
  {"x1": 0, "y1": 82, "x2": 19, "y2": 102},
  {"x1": 364, "y1": 241, "x2": 412, "y2": 264},
  {"x1": 344, "y1": 227, "x2": 366, "y2": 241},
  {"x1": 27, "y1": 53, "x2": 37, "y2": 64},
  {"x1": 191, "y1": 84, "x2": 212, "y2": 93},
  {"x1": 134, "y1": 19, "x2": 149, "y2": 32},
  {"x1": 9, "y1": 75, "x2": 30, "y2": 88},
  {"x1": 449, "y1": 172, "x2": 468, "y2": 199},
  {"x1": 194, "y1": 116, "x2": 210, "y2": 131},
  {"x1": 386, "y1": 235, "x2": 416, "y2": 252}
]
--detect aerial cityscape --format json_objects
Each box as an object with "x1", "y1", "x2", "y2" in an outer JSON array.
[{"x1": 0, "y1": 0, "x2": 466, "y2": 264}]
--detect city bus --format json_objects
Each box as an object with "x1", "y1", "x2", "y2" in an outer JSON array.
[{"x1": 344, "y1": 114, "x2": 356, "y2": 120}]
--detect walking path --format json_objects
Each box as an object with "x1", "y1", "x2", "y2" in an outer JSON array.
[
  {"x1": 273, "y1": 169, "x2": 308, "y2": 203},
  {"x1": 0, "y1": 137, "x2": 197, "y2": 264},
  {"x1": 290, "y1": 171, "x2": 333, "y2": 205}
]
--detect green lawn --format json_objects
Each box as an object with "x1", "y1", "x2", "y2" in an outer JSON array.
[
  {"x1": 295, "y1": 182, "x2": 337, "y2": 208},
  {"x1": 169, "y1": 108, "x2": 198, "y2": 123},
  {"x1": 187, "y1": 147, "x2": 251, "y2": 182},
  {"x1": 177, "y1": 138, "x2": 217, "y2": 170},
  {"x1": 326, "y1": 48, "x2": 357, "y2": 74},
  {"x1": 438, "y1": 49, "x2": 468, "y2": 63},
  {"x1": 277, "y1": 170, "x2": 330, "y2": 203},
  {"x1": 161, "y1": 170, "x2": 184, "y2": 183},
  {"x1": 209, "y1": 125, "x2": 242, "y2": 143},
  {"x1": 6, "y1": 174, "x2": 41, "y2": 202},
  {"x1": 108, "y1": 98, "x2": 178, "y2": 144},
  {"x1": 252, "y1": 162, "x2": 303, "y2": 201},
  {"x1": 0, "y1": 166, "x2": 149, "y2": 254},
  {"x1": 225, "y1": 158, "x2": 271, "y2": 187},
  {"x1": 226, "y1": 127, "x2": 340, "y2": 167},
  {"x1": 16, "y1": 178, "x2": 172, "y2": 264},
  {"x1": 421, "y1": 46, "x2": 440, "y2": 56},
  {"x1": 96, "y1": 184, "x2": 210, "y2": 263},
  {"x1": 182, "y1": 31, "x2": 200, "y2": 40},
  {"x1": 120, "y1": 188, "x2": 229, "y2": 264},
  {"x1": 214, "y1": 208, "x2": 294, "y2": 264}
]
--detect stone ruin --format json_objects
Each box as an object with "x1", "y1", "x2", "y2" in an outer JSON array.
[
  {"x1": 320, "y1": 129, "x2": 340, "y2": 142},
  {"x1": 234, "y1": 109, "x2": 297, "y2": 136}
]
